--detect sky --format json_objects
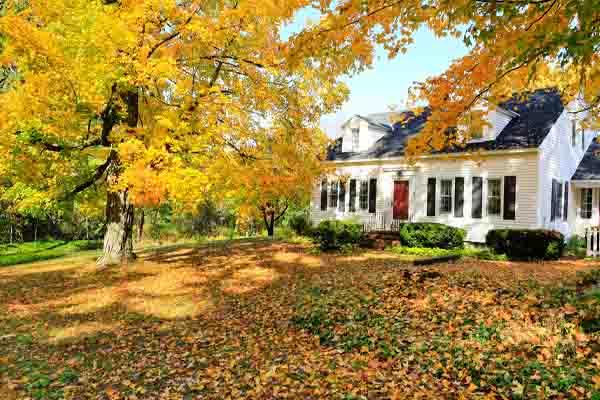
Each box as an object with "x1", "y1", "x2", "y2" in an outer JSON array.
[
  {"x1": 320, "y1": 28, "x2": 469, "y2": 138},
  {"x1": 282, "y1": 8, "x2": 469, "y2": 138}
]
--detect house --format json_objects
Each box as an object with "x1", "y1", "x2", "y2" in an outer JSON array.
[{"x1": 310, "y1": 88, "x2": 600, "y2": 243}]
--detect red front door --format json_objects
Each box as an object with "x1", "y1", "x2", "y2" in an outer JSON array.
[{"x1": 393, "y1": 181, "x2": 409, "y2": 220}]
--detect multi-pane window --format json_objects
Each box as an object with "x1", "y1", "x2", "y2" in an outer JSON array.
[
  {"x1": 329, "y1": 181, "x2": 338, "y2": 208},
  {"x1": 351, "y1": 129, "x2": 360, "y2": 152},
  {"x1": 440, "y1": 179, "x2": 452, "y2": 214},
  {"x1": 359, "y1": 180, "x2": 369, "y2": 210},
  {"x1": 487, "y1": 179, "x2": 502, "y2": 216},
  {"x1": 556, "y1": 182, "x2": 563, "y2": 219},
  {"x1": 581, "y1": 188, "x2": 593, "y2": 219}
]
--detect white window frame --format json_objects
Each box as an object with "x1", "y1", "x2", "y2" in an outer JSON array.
[
  {"x1": 359, "y1": 180, "x2": 369, "y2": 210},
  {"x1": 556, "y1": 181, "x2": 564, "y2": 219},
  {"x1": 581, "y1": 188, "x2": 593, "y2": 219},
  {"x1": 486, "y1": 178, "x2": 502, "y2": 217},
  {"x1": 439, "y1": 179, "x2": 453, "y2": 214},
  {"x1": 351, "y1": 128, "x2": 360, "y2": 152},
  {"x1": 329, "y1": 181, "x2": 338, "y2": 209}
]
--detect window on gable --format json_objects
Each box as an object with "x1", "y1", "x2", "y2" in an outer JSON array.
[
  {"x1": 351, "y1": 128, "x2": 360, "y2": 152},
  {"x1": 572, "y1": 119, "x2": 578, "y2": 148},
  {"x1": 487, "y1": 179, "x2": 502, "y2": 216},
  {"x1": 359, "y1": 180, "x2": 369, "y2": 210},
  {"x1": 329, "y1": 181, "x2": 338, "y2": 208},
  {"x1": 581, "y1": 188, "x2": 593, "y2": 219},
  {"x1": 440, "y1": 179, "x2": 452, "y2": 214}
]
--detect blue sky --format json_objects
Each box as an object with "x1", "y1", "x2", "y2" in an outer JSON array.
[
  {"x1": 320, "y1": 28, "x2": 469, "y2": 137},
  {"x1": 281, "y1": 8, "x2": 469, "y2": 138}
]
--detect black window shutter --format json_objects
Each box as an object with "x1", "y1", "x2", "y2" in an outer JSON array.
[
  {"x1": 427, "y1": 178, "x2": 436, "y2": 217},
  {"x1": 368, "y1": 179, "x2": 377, "y2": 214},
  {"x1": 349, "y1": 179, "x2": 356, "y2": 212},
  {"x1": 472, "y1": 177, "x2": 483, "y2": 219},
  {"x1": 454, "y1": 177, "x2": 464, "y2": 217},
  {"x1": 550, "y1": 179, "x2": 557, "y2": 221},
  {"x1": 503, "y1": 176, "x2": 516, "y2": 220},
  {"x1": 320, "y1": 179, "x2": 328, "y2": 211},
  {"x1": 338, "y1": 181, "x2": 346, "y2": 212},
  {"x1": 563, "y1": 182, "x2": 569, "y2": 220}
]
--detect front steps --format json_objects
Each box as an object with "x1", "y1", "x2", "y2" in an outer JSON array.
[{"x1": 361, "y1": 231, "x2": 401, "y2": 250}]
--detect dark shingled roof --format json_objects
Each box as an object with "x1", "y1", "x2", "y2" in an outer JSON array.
[
  {"x1": 572, "y1": 138, "x2": 600, "y2": 180},
  {"x1": 327, "y1": 88, "x2": 565, "y2": 161}
]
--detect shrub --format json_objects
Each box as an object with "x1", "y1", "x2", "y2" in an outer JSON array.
[
  {"x1": 389, "y1": 245, "x2": 461, "y2": 258},
  {"x1": 398, "y1": 223, "x2": 465, "y2": 250},
  {"x1": 486, "y1": 229, "x2": 565, "y2": 261},
  {"x1": 314, "y1": 220, "x2": 363, "y2": 251},
  {"x1": 288, "y1": 212, "x2": 311, "y2": 236},
  {"x1": 565, "y1": 235, "x2": 586, "y2": 258}
]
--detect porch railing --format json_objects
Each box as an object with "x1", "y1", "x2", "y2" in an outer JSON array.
[
  {"x1": 362, "y1": 212, "x2": 404, "y2": 233},
  {"x1": 587, "y1": 227, "x2": 600, "y2": 257}
]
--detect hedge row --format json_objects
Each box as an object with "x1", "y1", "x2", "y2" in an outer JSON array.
[
  {"x1": 398, "y1": 223, "x2": 465, "y2": 250},
  {"x1": 486, "y1": 229, "x2": 565, "y2": 261},
  {"x1": 311, "y1": 220, "x2": 565, "y2": 261},
  {"x1": 313, "y1": 220, "x2": 364, "y2": 250}
]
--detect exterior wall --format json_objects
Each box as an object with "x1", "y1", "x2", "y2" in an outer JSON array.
[
  {"x1": 310, "y1": 151, "x2": 540, "y2": 243},
  {"x1": 571, "y1": 186, "x2": 600, "y2": 237},
  {"x1": 537, "y1": 104, "x2": 596, "y2": 237},
  {"x1": 412, "y1": 153, "x2": 539, "y2": 242},
  {"x1": 340, "y1": 117, "x2": 387, "y2": 153},
  {"x1": 310, "y1": 163, "x2": 386, "y2": 226}
]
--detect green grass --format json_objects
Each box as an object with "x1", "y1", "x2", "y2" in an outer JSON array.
[
  {"x1": 388, "y1": 245, "x2": 508, "y2": 261},
  {"x1": 0, "y1": 240, "x2": 102, "y2": 266}
]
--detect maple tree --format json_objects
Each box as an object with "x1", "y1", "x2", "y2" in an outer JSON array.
[
  {"x1": 292, "y1": 0, "x2": 600, "y2": 153},
  {"x1": 0, "y1": 0, "x2": 344, "y2": 265}
]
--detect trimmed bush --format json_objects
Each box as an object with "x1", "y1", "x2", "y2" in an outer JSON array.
[
  {"x1": 398, "y1": 223, "x2": 465, "y2": 250},
  {"x1": 486, "y1": 229, "x2": 565, "y2": 261},
  {"x1": 565, "y1": 235, "x2": 586, "y2": 258},
  {"x1": 314, "y1": 220, "x2": 364, "y2": 251},
  {"x1": 288, "y1": 212, "x2": 311, "y2": 236}
]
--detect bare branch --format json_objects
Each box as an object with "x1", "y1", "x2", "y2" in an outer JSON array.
[{"x1": 70, "y1": 156, "x2": 112, "y2": 196}]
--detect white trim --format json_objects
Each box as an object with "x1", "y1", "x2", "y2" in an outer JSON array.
[
  {"x1": 571, "y1": 180, "x2": 600, "y2": 187},
  {"x1": 485, "y1": 177, "x2": 503, "y2": 218},
  {"x1": 326, "y1": 147, "x2": 540, "y2": 166}
]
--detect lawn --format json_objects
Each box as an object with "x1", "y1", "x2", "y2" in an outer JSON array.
[
  {"x1": 0, "y1": 241, "x2": 599, "y2": 399},
  {"x1": 0, "y1": 240, "x2": 102, "y2": 267}
]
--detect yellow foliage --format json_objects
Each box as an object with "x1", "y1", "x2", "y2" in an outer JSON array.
[{"x1": 0, "y1": 0, "x2": 343, "y2": 213}]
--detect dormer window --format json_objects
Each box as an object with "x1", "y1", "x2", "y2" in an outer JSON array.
[{"x1": 351, "y1": 128, "x2": 359, "y2": 152}]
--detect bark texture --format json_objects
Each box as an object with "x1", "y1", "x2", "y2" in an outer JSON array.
[
  {"x1": 96, "y1": 88, "x2": 139, "y2": 267},
  {"x1": 96, "y1": 157, "x2": 135, "y2": 267},
  {"x1": 137, "y1": 209, "x2": 145, "y2": 242},
  {"x1": 260, "y1": 201, "x2": 288, "y2": 238}
]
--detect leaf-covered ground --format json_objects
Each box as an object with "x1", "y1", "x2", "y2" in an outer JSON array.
[{"x1": 0, "y1": 240, "x2": 599, "y2": 399}]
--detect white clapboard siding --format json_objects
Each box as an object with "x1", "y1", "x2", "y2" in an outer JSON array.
[
  {"x1": 538, "y1": 104, "x2": 597, "y2": 237},
  {"x1": 310, "y1": 152, "x2": 540, "y2": 243},
  {"x1": 411, "y1": 152, "x2": 539, "y2": 242}
]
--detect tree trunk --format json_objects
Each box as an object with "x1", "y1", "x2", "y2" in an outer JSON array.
[
  {"x1": 263, "y1": 210, "x2": 275, "y2": 237},
  {"x1": 97, "y1": 88, "x2": 139, "y2": 267},
  {"x1": 137, "y1": 209, "x2": 145, "y2": 242},
  {"x1": 96, "y1": 161, "x2": 135, "y2": 267}
]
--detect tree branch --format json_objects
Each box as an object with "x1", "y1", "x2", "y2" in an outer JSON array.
[
  {"x1": 70, "y1": 156, "x2": 112, "y2": 196},
  {"x1": 147, "y1": 5, "x2": 201, "y2": 58}
]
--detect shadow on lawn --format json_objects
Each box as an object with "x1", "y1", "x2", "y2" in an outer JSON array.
[{"x1": 1, "y1": 240, "x2": 599, "y2": 399}]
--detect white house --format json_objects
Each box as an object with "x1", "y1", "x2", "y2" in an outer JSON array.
[{"x1": 310, "y1": 89, "x2": 600, "y2": 243}]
